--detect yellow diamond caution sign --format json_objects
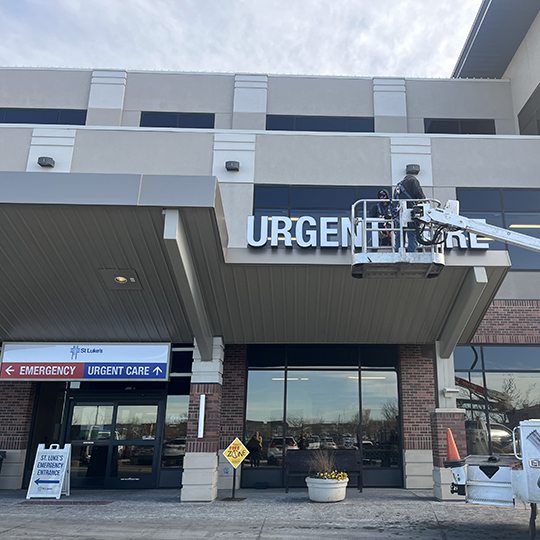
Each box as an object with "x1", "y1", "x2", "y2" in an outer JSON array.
[{"x1": 223, "y1": 437, "x2": 249, "y2": 469}]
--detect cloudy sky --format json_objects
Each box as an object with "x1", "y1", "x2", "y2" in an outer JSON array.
[{"x1": 0, "y1": 0, "x2": 483, "y2": 78}]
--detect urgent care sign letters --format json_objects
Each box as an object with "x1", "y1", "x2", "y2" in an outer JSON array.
[{"x1": 0, "y1": 342, "x2": 170, "y2": 381}]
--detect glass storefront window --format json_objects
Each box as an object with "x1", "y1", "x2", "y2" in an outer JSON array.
[
  {"x1": 361, "y1": 371, "x2": 400, "y2": 468},
  {"x1": 161, "y1": 395, "x2": 189, "y2": 468},
  {"x1": 286, "y1": 371, "x2": 359, "y2": 455},
  {"x1": 245, "y1": 370, "x2": 284, "y2": 468},
  {"x1": 70, "y1": 405, "x2": 114, "y2": 441},
  {"x1": 115, "y1": 405, "x2": 158, "y2": 440},
  {"x1": 457, "y1": 369, "x2": 540, "y2": 455}
]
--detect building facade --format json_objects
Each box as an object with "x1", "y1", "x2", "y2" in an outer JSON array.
[{"x1": 1, "y1": 0, "x2": 540, "y2": 501}]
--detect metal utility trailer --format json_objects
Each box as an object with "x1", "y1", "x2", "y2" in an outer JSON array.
[{"x1": 446, "y1": 420, "x2": 540, "y2": 540}]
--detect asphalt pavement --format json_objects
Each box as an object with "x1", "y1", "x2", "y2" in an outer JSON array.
[{"x1": 0, "y1": 487, "x2": 536, "y2": 539}]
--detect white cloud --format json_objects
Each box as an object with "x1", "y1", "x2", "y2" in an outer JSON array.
[{"x1": 0, "y1": 0, "x2": 483, "y2": 77}]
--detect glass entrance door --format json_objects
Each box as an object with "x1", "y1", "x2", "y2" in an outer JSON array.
[{"x1": 67, "y1": 401, "x2": 162, "y2": 489}]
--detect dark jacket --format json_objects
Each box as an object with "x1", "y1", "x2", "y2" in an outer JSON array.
[
  {"x1": 368, "y1": 201, "x2": 390, "y2": 219},
  {"x1": 394, "y1": 175, "x2": 425, "y2": 200}
]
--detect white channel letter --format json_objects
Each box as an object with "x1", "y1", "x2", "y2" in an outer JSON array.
[
  {"x1": 247, "y1": 216, "x2": 268, "y2": 247},
  {"x1": 271, "y1": 217, "x2": 293, "y2": 247},
  {"x1": 320, "y1": 217, "x2": 339, "y2": 247},
  {"x1": 446, "y1": 230, "x2": 468, "y2": 249},
  {"x1": 341, "y1": 217, "x2": 363, "y2": 248},
  {"x1": 295, "y1": 216, "x2": 317, "y2": 247}
]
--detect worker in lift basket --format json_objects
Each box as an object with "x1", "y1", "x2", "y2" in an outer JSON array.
[
  {"x1": 368, "y1": 189, "x2": 392, "y2": 246},
  {"x1": 393, "y1": 174, "x2": 426, "y2": 252}
]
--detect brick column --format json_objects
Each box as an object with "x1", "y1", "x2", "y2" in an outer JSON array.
[
  {"x1": 186, "y1": 383, "x2": 222, "y2": 454},
  {"x1": 218, "y1": 345, "x2": 247, "y2": 490},
  {"x1": 0, "y1": 382, "x2": 36, "y2": 489},
  {"x1": 399, "y1": 345, "x2": 436, "y2": 489},
  {"x1": 181, "y1": 337, "x2": 224, "y2": 502},
  {"x1": 220, "y1": 345, "x2": 247, "y2": 450}
]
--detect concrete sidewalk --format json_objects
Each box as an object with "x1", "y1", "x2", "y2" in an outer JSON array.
[{"x1": 0, "y1": 487, "x2": 535, "y2": 539}]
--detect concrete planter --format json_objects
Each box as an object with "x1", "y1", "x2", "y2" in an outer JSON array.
[{"x1": 305, "y1": 476, "x2": 349, "y2": 502}]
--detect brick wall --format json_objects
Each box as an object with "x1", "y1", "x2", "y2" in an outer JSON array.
[
  {"x1": 219, "y1": 345, "x2": 247, "y2": 450},
  {"x1": 0, "y1": 382, "x2": 36, "y2": 450},
  {"x1": 399, "y1": 345, "x2": 436, "y2": 451},
  {"x1": 473, "y1": 300, "x2": 540, "y2": 344},
  {"x1": 186, "y1": 383, "x2": 222, "y2": 453},
  {"x1": 430, "y1": 410, "x2": 467, "y2": 467}
]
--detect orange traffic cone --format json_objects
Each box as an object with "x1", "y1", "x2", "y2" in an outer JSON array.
[{"x1": 446, "y1": 428, "x2": 461, "y2": 462}]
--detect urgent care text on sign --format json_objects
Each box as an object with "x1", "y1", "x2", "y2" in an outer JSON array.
[{"x1": 0, "y1": 342, "x2": 170, "y2": 381}]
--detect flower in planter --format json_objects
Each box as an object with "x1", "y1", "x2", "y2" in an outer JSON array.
[
  {"x1": 308, "y1": 449, "x2": 348, "y2": 480},
  {"x1": 312, "y1": 470, "x2": 348, "y2": 480}
]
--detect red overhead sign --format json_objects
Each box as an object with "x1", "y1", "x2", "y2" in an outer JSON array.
[{"x1": 0, "y1": 362, "x2": 85, "y2": 379}]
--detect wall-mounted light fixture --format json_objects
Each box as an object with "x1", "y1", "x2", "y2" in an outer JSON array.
[
  {"x1": 225, "y1": 160, "x2": 240, "y2": 172},
  {"x1": 37, "y1": 156, "x2": 55, "y2": 168},
  {"x1": 406, "y1": 163, "x2": 420, "y2": 175}
]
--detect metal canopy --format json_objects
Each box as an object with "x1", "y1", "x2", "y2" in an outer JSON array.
[
  {"x1": 0, "y1": 172, "x2": 510, "y2": 349},
  {"x1": 453, "y1": 0, "x2": 540, "y2": 79}
]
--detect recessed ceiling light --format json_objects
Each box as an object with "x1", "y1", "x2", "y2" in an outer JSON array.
[{"x1": 98, "y1": 268, "x2": 143, "y2": 290}]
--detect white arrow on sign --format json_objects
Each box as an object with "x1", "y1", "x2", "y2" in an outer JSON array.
[
  {"x1": 153, "y1": 366, "x2": 163, "y2": 375},
  {"x1": 5, "y1": 365, "x2": 14, "y2": 375}
]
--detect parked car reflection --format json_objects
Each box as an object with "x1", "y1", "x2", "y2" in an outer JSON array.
[{"x1": 162, "y1": 438, "x2": 186, "y2": 467}]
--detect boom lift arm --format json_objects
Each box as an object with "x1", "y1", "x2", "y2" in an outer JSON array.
[{"x1": 413, "y1": 200, "x2": 540, "y2": 254}]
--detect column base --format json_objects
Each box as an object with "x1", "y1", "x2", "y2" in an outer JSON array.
[
  {"x1": 403, "y1": 449, "x2": 433, "y2": 489},
  {"x1": 180, "y1": 452, "x2": 218, "y2": 502},
  {"x1": 0, "y1": 449, "x2": 26, "y2": 490},
  {"x1": 433, "y1": 466, "x2": 464, "y2": 501}
]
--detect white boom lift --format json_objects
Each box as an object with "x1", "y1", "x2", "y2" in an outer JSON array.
[
  {"x1": 351, "y1": 198, "x2": 540, "y2": 279},
  {"x1": 351, "y1": 197, "x2": 540, "y2": 538}
]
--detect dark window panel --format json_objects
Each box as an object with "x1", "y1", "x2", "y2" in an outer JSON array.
[
  {"x1": 518, "y1": 82, "x2": 540, "y2": 135},
  {"x1": 247, "y1": 345, "x2": 287, "y2": 367},
  {"x1": 286, "y1": 345, "x2": 359, "y2": 367},
  {"x1": 177, "y1": 112, "x2": 214, "y2": 128},
  {"x1": 291, "y1": 209, "x2": 350, "y2": 221},
  {"x1": 425, "y1": 119, "x2": 460, "y2": 134},
  {"x1": 290, "y1": 186, "x2": 357, "y2": 209},
  {"x1": 457, "y1": 189, "x2": 502, "y2": 211},
  {"x1": 356, "y1": 187, "x2": 392, "y2": 200},
  {"x1": 460, "y1": 119, "x2": 495, "y2": 134},
  {"x1": 425, "y1": 118, "x2": 496, "y2": 135},
  {"x1": 483, "y1": 346, "x2": 540, "y2": 371},
  {"x1": 347, "y1": 117, "x2": 375, "y2": 132},
  {"x1": 453, "y1": 347, "x2": 481, "y2": 371},
  {"x1": 167, "y1": 377, "x2": 191, "y2": 395},
  {"x1": 502, "y1": 190, "x2": 540, "y2": 212},
  {"x1": 140, "y1": 112, "x2": 179, "y2": 127},
  {"x1": 266, "y1": 115, "x2": 374, "y2": 133},
  {"x1": 295, "y1": 115, "x2": 347, "y2": 132},
  {"x1": 254, "y1": 186, "x2": 290, "y2": 208},
  {"x1": 3, "y1": 108, "x2": 59, "y2": 124},
  {"x1": 520, "y1": 118, "x2": 538, "y2": 135},
  {"x1": 266, "y1": 115, "x2": 295, "y2": 130},
  {"x1": 170, "y1": 351, "x2": 193, "y2": 373},
  {"x1": 57, "y1": 109, "x2": 87, "y2": 125},
  {"x1": 140, "y1": 111, "x2": 214, "y2": 129},
  {"x1": 360, "y1": 345, "x2": 399, "y2": 368}
]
